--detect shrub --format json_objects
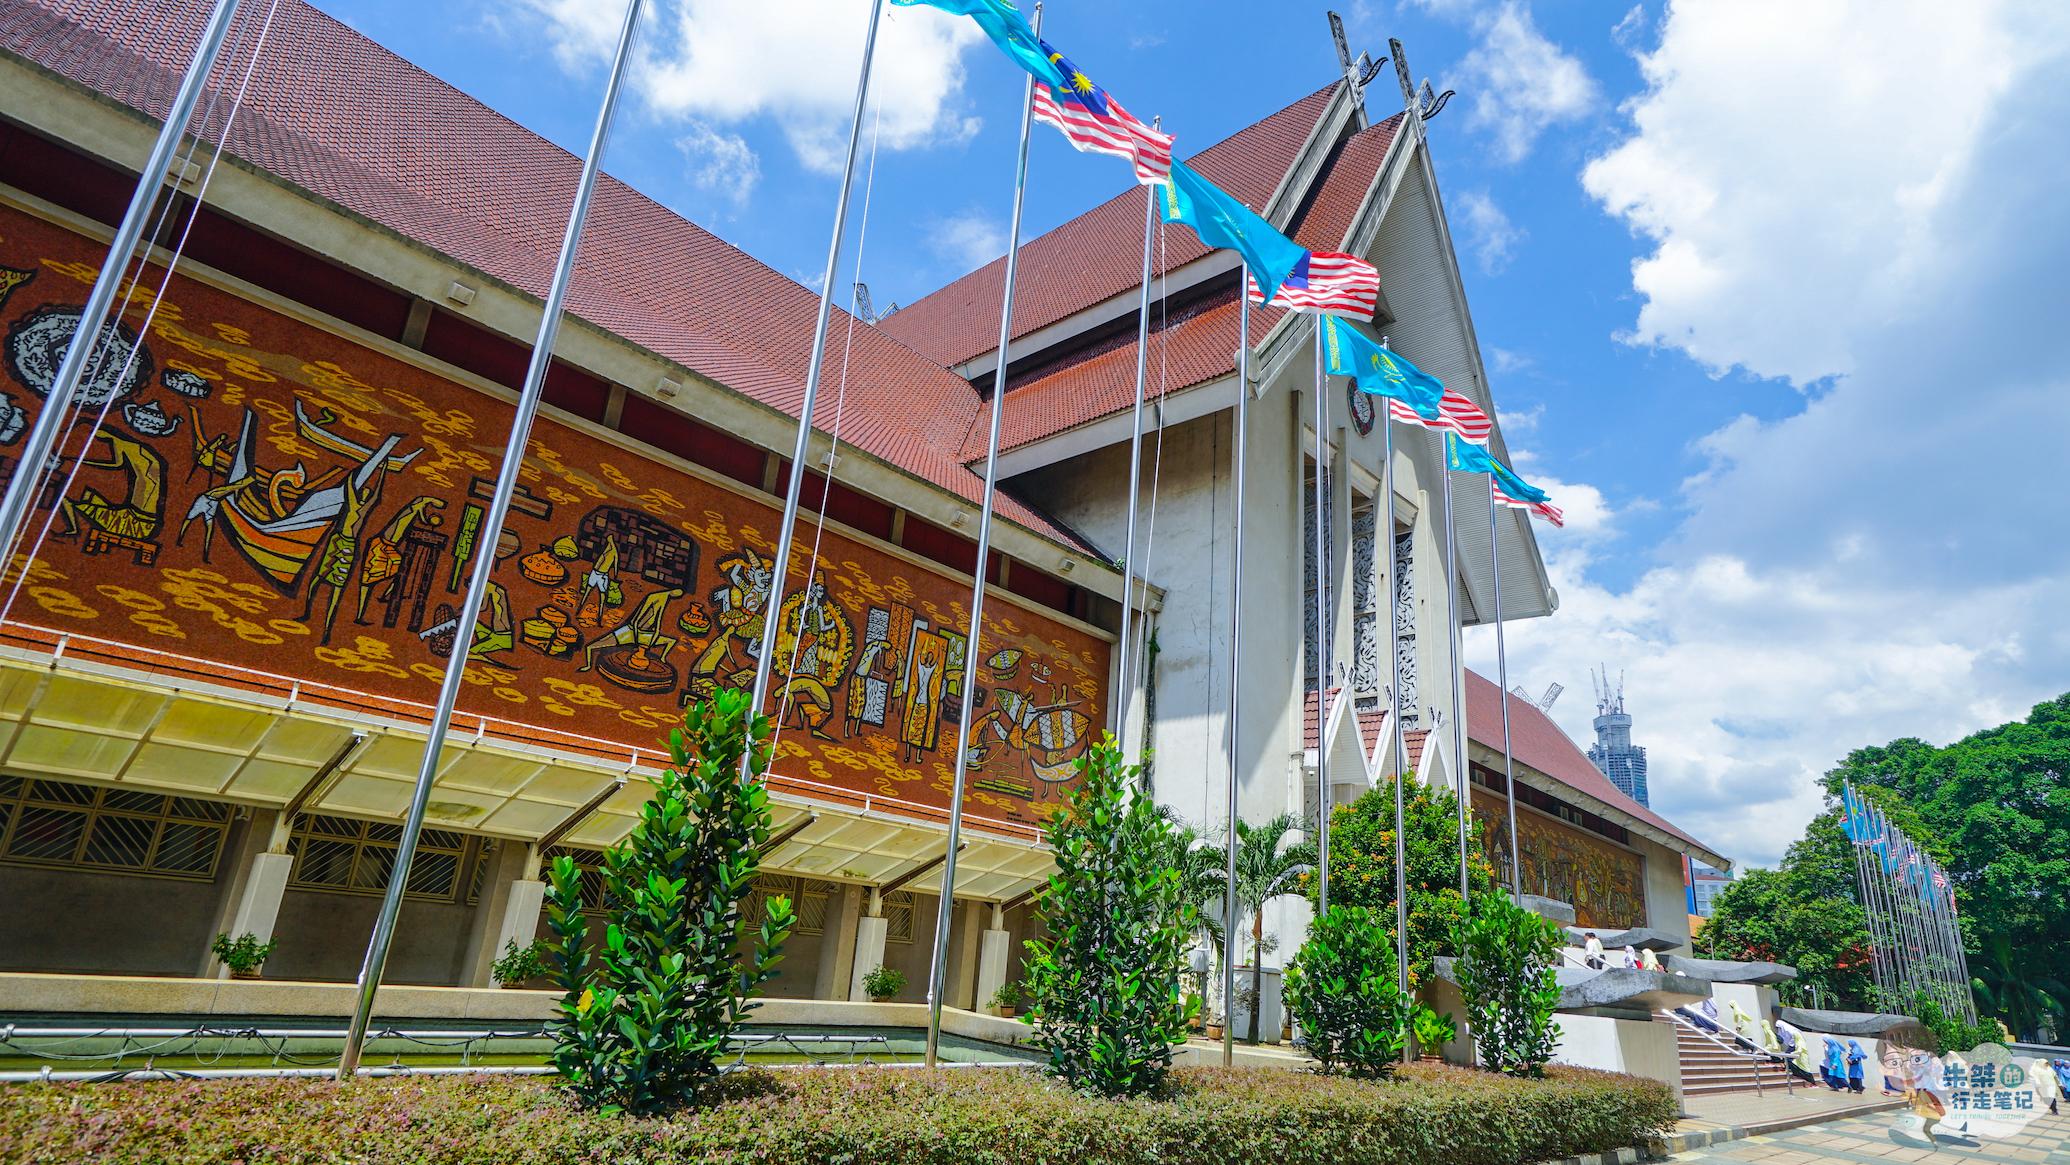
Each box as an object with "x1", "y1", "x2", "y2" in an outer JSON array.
[
  {"x1": 1452, "y1": 890, "x2": 1564, "y2": 1077},
  {"x1": 1300, "y1": 776, "x2": 1498, "y2": 978},
  {"x1": 1283, "y1": 904, "x2": 1411, "y2": 1077},
  {"x1": 1023, "y1": 734, "x2": 1198, "y2": 1097},
  {"x1": 543, "y1": 687, "x2": 795, "y2": 1114},
  {"x1": 0, "y1": 1064, "x2": 1680, "y2": 1165},
  {"x1": 862, "y1": 965, "x2": 906, "y2": 1001},
  {"x1": 492, "y1": 938, "x2": 550, "y2": 986},
  {"x1": 209, "y1": 932, "x2": 276, "y2": 975},
  {"x1": 1912, "y1": 994, "x2": 2004, "y2": 1054},
  {"x1": 1412, "y1": 1003, "x2": 1457, "y2": 1056}
]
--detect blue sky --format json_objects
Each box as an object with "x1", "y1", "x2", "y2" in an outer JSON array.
[{"x1": 309, "y1": 0, "x2": 2070, "y2": 869}]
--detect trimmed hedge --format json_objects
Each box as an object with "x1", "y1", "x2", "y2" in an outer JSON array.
[{"x1": 0, "y1": 1063, "x2": 1675, "y2": 1165}]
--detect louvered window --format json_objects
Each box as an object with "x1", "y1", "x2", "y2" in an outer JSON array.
[{"x1": 0, "y1": 775, "x2": 231, "y2": 880}]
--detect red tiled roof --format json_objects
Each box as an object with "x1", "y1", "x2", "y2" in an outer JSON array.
[
  {"x1": 0, "y1": 0, "x2": 1081, "y2": 545},
  {"x1": 961, "y1": 116, "x2": 1403, "y2": 455},
  {"x1": 880, "y1": 86, "x2": 1344, "y2": 368},
  {"x1": 1301, "y1": 687, "x2": 1393, "y2": 760},
  {"x1": 1463, "y1": 670, "x2": 1718, "y2": 857}
]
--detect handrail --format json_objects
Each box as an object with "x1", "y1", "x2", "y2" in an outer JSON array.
[{"x1": 1662, "y1": 1008, "x2": 1794, "y2": 1097}]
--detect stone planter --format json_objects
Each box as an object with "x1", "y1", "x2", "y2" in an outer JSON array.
[{"x1": 229, "y1": 968, "x2": 262, "y2": 981}]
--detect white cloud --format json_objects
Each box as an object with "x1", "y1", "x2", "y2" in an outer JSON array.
[
  {"x1": 515, "y1": 0, "x2": 985, "y2": 174},
  {"x1": 1474, "y1": 0, "x2": 2070, "y2": 870},
  {"x1": 1488, "y1": 346, "x2": 1534, "y2": 376},
  {"x1": 1453, "y1": 189, "x2": 1523, "y2": 273},
  {"x1": 675, "y1": 122, "x2": 759, "y2": 205},
  {"x1": 1610, "y1": 4, "x2": 1647, "y2": 49},
  {"x1": 1459, "y1": 2, "x2": 1598, "y2": 163},
  {"x1": 925, "y1": 209, "x2": 1006, "y2": 272}
]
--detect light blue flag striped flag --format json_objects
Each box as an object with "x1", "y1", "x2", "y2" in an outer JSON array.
[
  {"x1": 1158, "y1": 159, "x2": 1307, "y2": 304},
  {"x1": 1445, "y1": 432, "x2": 1550, "y2": 506},
  {"x1": 891, "y1": 0, "x2": 1072, "y2": 92},
  {"x1": 1320, "y1": 316, "x2": 1444, "y2": 420}
]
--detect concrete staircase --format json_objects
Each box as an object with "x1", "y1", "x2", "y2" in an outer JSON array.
[{"x1": 1665, "y1": 1011, "x2": 1797, "y2": 1098}]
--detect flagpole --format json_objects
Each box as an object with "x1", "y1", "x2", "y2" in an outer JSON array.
[
  {"x1": 0, "y1": 0, "x2": 243, "y2": 574},
  {"x1": 1222, "y1": 263, "x2": 1250, "y2": 1068},
  {"x1": 1112, "y1": 139, "x2": 1159, "y2": 756},
  {"x1": 924, "y1": 2, "x2": 1042, "y2": 1069},
  {"x1": 744, "y1": 0, "x2": 888, "y2": 738},
  {"x1": 336, "y1": 0, "x2": 644, "y2": 1080},
  {"x1": 1489, "y1": 486, "x2": 1520, "y2": 900},
  {"x1": 1310, "y1": 315, "x2": 1331, "y2": 917},
  {"x1": 1441, "y1": 443, "x2": 1469, "y2": 898},
  {"x1": 1379, "y1": 337, "x2": 1410, "y2": 1060}
]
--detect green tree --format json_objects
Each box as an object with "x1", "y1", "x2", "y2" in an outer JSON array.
[
  {"x1": 1453, "y1": 890, "x2": 1564, "y2": 1077},
  {"x1": 1022, "y1": 735, "x2": 1198, "y2": 1097},
  {"x1": 543, "y1": 688, "x2": 794, "y2": 1114},
  {"x1": 1222, "y1": 811, "x2": 1308, "y2": 1044},
  {"x1": 1970, "y1": 933, "x2": 2067, "y2": 1042},
  {"x1": 1284, "y1": 904, "x2": 1411, "y2": 1077},
  {"x1": 1702, "y1": 809, "x2": 1876, "y2": 1008},
  {"x1": 1298, "y1": 775, "x2": 1497, "y2": 981}
]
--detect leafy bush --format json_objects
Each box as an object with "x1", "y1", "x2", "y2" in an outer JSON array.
[
  {"x1": 0, "y1": 1063, "x2": 1679, "y2": 1165},
  {"x1": 1452, "y1": 891, "x2": 1564, "y2": 1077},
  {"x1": 1912, "y1": 994, "x2": 2004, "y2": 1054},
  {"x1": 1023, "y1": 734, "x2": 1198, "y2": 1097},
  {"x1": 1412, "y1": 1004, "x2": 1457, "y2": 1056},
  {"x1": 209, "y1": 932, "x2": 277, "y2": 974},
  {"x1": 1299, "y1": 776, "x2": 1497, "y2": 978},
  {"x1": 543, "y1": 688, "x2": 795, "y2": 1114},
  {"x1": 1283, "y1": 904, "x2": 1411, "y2": 1077},
  {"x1": 491, "y1": 938, "x2": 550, "y2": 986},
  {"x1": 862, "y1": 965, "x2": 906, "y2": 1001}
]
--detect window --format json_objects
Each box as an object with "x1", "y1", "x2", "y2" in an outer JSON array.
[
  {"x1": 287, "y1": 813, "x2": 469, "y2": 902},
  {"x1": 0, "y1": 775, "x2": 232, "y2": 880},
  {"x1": 883, "y1": 890, "x2": 917, "y2": 944}
]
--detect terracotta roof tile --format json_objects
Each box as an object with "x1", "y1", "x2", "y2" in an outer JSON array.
[
  {"x1": 1300, "y1": 687, "x2": 1392, "y2": 759},
  {"x1": 880, "y1": 86, "x2": 1343, "y2": 368},
  {"x1": 1463, "y1": 670, "x2": 1718, "y2": 856},
  {"x1": 0, "y1": 0, "x2": 1080, "y2": 545}
]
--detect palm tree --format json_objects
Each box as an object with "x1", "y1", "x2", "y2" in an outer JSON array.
[
  {"x1": 1972, "y1": 934, "x2": 2068, "y2": 1041},
  {"x1": 1220, "y1": 812, "x2": 1309, "y2": 1044}
]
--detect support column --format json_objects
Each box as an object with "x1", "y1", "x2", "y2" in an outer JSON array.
[
  {"x1": 814, "y1": 884, "x2": 862, "y2": 1000},
  {"x1": 203, "y1": 809, "x2": 294, "y2": 979},
  {"x1": 945, "y1": 898, "x2": 984, "y2": 1011},
  {"x1": 459, "y1": 841, "x2": 545, "y2": 987},
  {"x1": 974, "y1": 902, "x2": 1013, "y2": 1015},
  {"x1": 849, "y1": 889, "x2": 890, "y2": 1001}
]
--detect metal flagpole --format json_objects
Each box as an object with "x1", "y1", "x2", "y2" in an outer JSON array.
[
  {"x1": 1489, "y1": 485, "x2": 1520, "y2": 900},
  {"x1": 1440, "y1": 441, "x2": 1469, "y2": 897},
  {"x1": 1112, "y1": 146, "x2": 1159, "y2": 755},
  {"x1": 1310, "y1": 316, "x2": 1331, "y2": 916},
  {"x1": 924, "y1": 2, "x2": 1042, "y2": 1069},
  {"x1": 336, "y1": 0, "x2": 644, "y2": 1080},
  {"x1": 1379, "y1": 338, "x2": 1410, "y2": 1058},
  {"x1": 0, "y1": 0, "x2": 244, "y2": 572},
  {"x1": 1222, "y1": 263, "x2": 1251, "y2": 1068},
  {"x1": 744, "y1": 0, "x2": 888, "y2": 736}
]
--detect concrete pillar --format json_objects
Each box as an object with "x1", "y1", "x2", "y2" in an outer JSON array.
[
  {"x1": 849, "y1": 889, "x2": 889, "y2": 1001},
  {"x1": 975, "y1": 902, "x2": 1013, "y2": 1014},
  {"x1": 203, "y1": 810, "x2": 294, "y2": 978},
  {"x1": 459, "y1": 842, "x2": 545, "y2": 987},
  {"x1": 945, "y1": 898, "x2": 984, "y2": 1011},
  {"x1": 813, "y1": 884, "x2": 862, "y2": 1000}
]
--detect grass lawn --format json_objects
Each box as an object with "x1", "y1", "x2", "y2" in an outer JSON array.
[{"x1": 0, "y1": 1061, "x2": 1675, "y2": 1164}]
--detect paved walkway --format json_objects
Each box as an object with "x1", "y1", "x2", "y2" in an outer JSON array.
[
  {"x1": 1666, "y1": 1108, "x2": 2070, "y2": 1162},
  {"x1": 1679, "y1": 1086, "x2": 1906, "y2": 1133}
]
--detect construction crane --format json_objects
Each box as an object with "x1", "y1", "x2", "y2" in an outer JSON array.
[{"x1": 1508, "y1": 682, "x2": 1563, "y2": 712}]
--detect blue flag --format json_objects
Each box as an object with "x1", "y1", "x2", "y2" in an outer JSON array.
[
  {"x1": 1320, "y1": 316, "x2": 1443, "y2": 419},
  {"x1": 1158, "y1": 159, "x2": 1306, "y2": 304},
  {"x1": 1445, "y1": 433, "x2": 1549, "y2": 506},
  {"x1": 891, "y1": 0, "x2": 1072, "y2": 92},
  {"x1": 1840, "y1": 785, "x2": 1862, "y2": 843}
]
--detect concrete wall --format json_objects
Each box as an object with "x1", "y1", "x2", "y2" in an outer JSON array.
[
  {"x1": 1551, "y1": 1012, "x2": 1685, "y2": 1109},
  {"x1": 1641, "y1": 835, "x2": 1696, "y2": 951},
  {"x1": 265, "y1": 889, "x2": 477, "y2": 985},
  {"x1": 0, "y1": 861, "x2": 226, "y2": 976}
]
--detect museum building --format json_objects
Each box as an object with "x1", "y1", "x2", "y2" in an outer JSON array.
[{"x1": 0, "y1": 0, "x2": 1726, "y2": 1019}]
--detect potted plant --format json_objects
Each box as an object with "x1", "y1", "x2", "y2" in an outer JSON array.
[
  {"x1": 862, "y1": 964, "x2": 905, "y2": 1003},
  {"x1": 1413, "y1": 1004, "x2": 1458, "y2": 1061},
  {"x1": 1206, "y1": 1014, "x2": 1225, "y2": 1041},
  {"x1": 212, "y1": 932, "x2": 278, "y2": 980},
  {"x1": 989, "y1": 981, "x2": 1021, "y2": 1018},
  {"x1": 491, "y1": 938, "x2": 549, "y2": 988}
]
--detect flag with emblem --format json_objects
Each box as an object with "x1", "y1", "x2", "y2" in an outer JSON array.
[
  {"x1": 891, "y1": 0, "x2": 1071, "y2": 92},
  {"x1": 1321, "y1": 315, "x2": 1442, "y2": 418},
  {"x1": 1493, "y1": 478, "x2": 1564, "y2": 527},
  {"x1": 1030, "y1": 40, "x2": 1172, "y2": 184},
  {"x1": 1158, "y1": 159, "x2": 1306, "y2": 304},
  {"x1": 1246, "y1": 251, "x2": 1379, "y2": 319},
  {"x1": 1446, "y1": 433, "x2": 1551, "y2": 515}
]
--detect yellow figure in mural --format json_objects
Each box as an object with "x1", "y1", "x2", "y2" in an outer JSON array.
[
  {"x1": 772, "y1": 578, "x2": 854, "y2": 741},
  {"x1": 354, "y1": 495, "x2": 444, "y2": 623},
  {"x1": 580, "y1": 586, "x2": 682, "y2": 672},
  {"x1": 573, "y1": 534, "x2": 620, "y2": 624},
  {"x1": 58, "y1": 431, "x2": 164, "y2": 561},
  {"x1": 689, "y1": 547, "x2": 772, "y2": 697}
]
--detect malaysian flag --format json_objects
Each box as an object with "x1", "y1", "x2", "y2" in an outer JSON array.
[
  {"x1": 1030, "y1": 41, "x2": 1172, "y2": 184},
  {"x1": 1494, "y1": 479, "x2": 1564, "y2": 527},
  {"x1": 1387, "y1": 388, "x2": 1493, "y2": 446},
  {"x1": 1245, "y1": 251, "x2": 1379, "y2": 319}
]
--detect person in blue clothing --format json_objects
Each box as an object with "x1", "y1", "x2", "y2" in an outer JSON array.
[
  {"x1": 2053, "y1": 1060, "x2": 2070, "y2": 1116},
  {"x1": 1821, "y1": 1037, "x2": 1847, "y2": 1090},
  {"x1": 1845, "y1": 1039, "x2": 1867, "y2": 1094}
]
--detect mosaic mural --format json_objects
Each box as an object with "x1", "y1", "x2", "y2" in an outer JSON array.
[
  {"x1": 0, "y1": 206, "x2": 1107, "y2": 826},
  {"x1": 1472, "y1": 790, "x2": 1646, "y2": 929}
]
